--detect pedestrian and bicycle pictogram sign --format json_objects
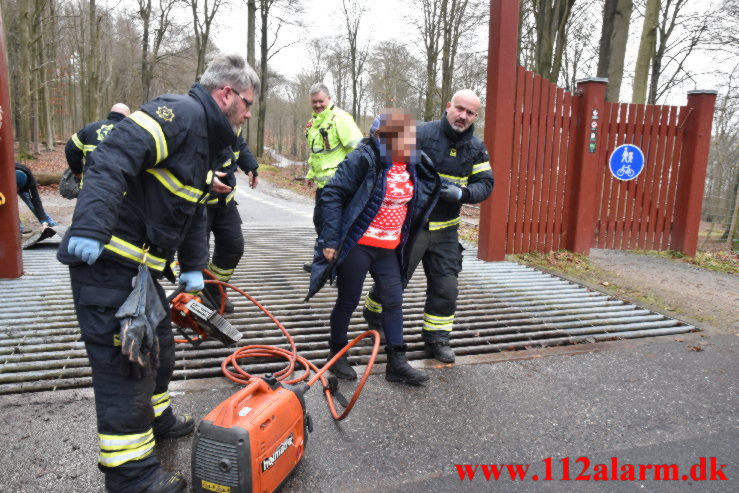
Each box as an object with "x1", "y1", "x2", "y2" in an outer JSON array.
[{"x1": 609, "y1": 144, "x2": 645, "y2": 181}]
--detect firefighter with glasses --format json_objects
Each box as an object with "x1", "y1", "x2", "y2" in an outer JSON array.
[{"x1": 57, "y1": 54, "x2": 259, "y2": 493}]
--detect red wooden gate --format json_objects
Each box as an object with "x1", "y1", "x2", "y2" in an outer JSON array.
[{"x1": 478, "y1": 0, "x2": 716, "y2": 261}]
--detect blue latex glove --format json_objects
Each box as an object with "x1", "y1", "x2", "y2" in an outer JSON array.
[
  {"x1": 440, "y1": 183, "x2": 463, "y2": 203},
  {"x1": 68, "y1": 236, "x2": 105, "y2": 265},
  {"x1": 179, "y1": 270, "x2": 204, "y2": 292}
]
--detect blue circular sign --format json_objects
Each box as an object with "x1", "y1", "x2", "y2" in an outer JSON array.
[{"x1": 609, "y1": 144, "x2": 645, "y2": 181}]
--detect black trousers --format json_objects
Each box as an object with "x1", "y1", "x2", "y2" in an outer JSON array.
[
  {"x1": 313, "y1": 187, "x2": 325, "y2": 234},
  {"x1": 365, "y1": 227, "x2": 463, "y2": 341},
  {"x1": 331, "y1": 244, "x2": 404, "y2": 347},
  {"x1": 206, "y1": 203, "x2": 244, "y2": 280},
  {"x1": 70, "y1": 259, "x2": 177, "y2": 493}
]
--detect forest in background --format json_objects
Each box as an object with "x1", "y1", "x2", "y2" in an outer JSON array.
[{"x1": 1, "y1": 0, "x2": 737, "y2": 246}]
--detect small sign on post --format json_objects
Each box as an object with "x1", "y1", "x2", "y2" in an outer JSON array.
[{"x1": 609, "y1": 144, "x2": 645, "y2": 181}]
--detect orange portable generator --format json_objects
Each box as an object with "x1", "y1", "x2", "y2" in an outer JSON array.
[{"x1": 191, "y1": 374, "x2": 312, "y2": 493}]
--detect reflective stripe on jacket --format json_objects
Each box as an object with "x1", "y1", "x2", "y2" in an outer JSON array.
[
  {"x1": 58, "y1": 83, "x2": 235, "y2": 274},
  {"x1": 419, "y1": 116, "x2": 494, "y2": 230}
]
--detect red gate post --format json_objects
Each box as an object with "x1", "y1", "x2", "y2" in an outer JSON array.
[
  {"x1": 0, "y1": 8, "x2": 23, "y2": 278},
  {"x1": 564, "y1": 78, "x2": 608, "y2": 255},
  {"x1": 477, "y1": 0, "x2": 520, "y2": 261},
  {"x1": 670, "y1": 90, "x2": 717, "y2": 256}
]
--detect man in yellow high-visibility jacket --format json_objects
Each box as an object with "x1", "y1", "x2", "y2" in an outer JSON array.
[{"x1": 303, "y1": 83, "x2": 363, "y2": 272}]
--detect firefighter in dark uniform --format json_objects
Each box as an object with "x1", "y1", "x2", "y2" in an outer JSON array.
[
  {"x1": 65, "y1": 103, "x2": 131, "y2": 182},
  {"x1": 57, "y1": 54, "x2": 259, "y2": 493},
  {"x1": 363, "y1": 89, "x2": 494, "y2": 364},
  {"x1": 204, "y1": 129, "x2": 259, "y2": 312}
]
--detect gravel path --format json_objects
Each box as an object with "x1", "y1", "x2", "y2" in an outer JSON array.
[{"x1": 587, "y1": 249, "x2": 738, "y2": 334}]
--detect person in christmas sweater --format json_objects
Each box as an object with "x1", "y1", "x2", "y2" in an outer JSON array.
[{"x1": 305, "y1": 109, "x2": 440, "y2": 386}]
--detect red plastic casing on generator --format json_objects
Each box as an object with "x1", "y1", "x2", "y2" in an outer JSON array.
[{"x1": 191, "y1": 375, "x2": 310, "y2": 493}]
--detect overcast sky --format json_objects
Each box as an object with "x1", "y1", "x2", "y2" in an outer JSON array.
[{"x1": 212, "y1": 0, "x2": 727, "y2": 106}]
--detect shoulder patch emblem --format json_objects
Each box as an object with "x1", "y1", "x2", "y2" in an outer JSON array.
[
  {"x1": 96, "y1": 124, "x2": 114, "y2": 141},
  {"x1": 156, "y1": 106, "x2": 175, "y2": 122}
]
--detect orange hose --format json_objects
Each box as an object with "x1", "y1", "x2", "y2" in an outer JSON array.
[{"x1": 185, "y1": 275, "x2": 380, "y2": 421}]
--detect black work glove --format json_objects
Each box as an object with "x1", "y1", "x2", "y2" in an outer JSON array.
[
  {"x1": 115, "y1": 264, "x2": 166, "y2": 379},
  {"x1": 119, "y1": 321, "x2": 159, "y2": 380},
  {"x1": 440, "y1": 183, "x2": 463, "y2": 203}
]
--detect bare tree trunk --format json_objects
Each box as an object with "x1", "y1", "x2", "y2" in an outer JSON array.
[
  {"x1": 246, "y1": 0, "x2": 256, "y2": 147},
  {"x1": 87, "y1": 0, "x2": 100, "y2": 122},
  {"x1": 18, "y1": 0, "x2": 32, "y2": 156},
  {"x1": 726, "y1": 175, "x2": 739, "y2": 248},
  {"x1": 31, "y1": 33, "x2": 40, "y2": 154},
  {"x1": 532, "y1": 0, "x2": 575, "y2": 82},
  {"x1": 256, "y1": 0, "x2": 269, "y2": 157},
  {"x1": 632, "y1": 0, "x2": 659, "y2": 104},
  {"x1": 341, "y1": 0, "x2": 367, "y2": 121},
  {"x1": 41, "y1": 0, "x2": 55, "y2": 149},
  {"x1": 416, "y1": 0, "x2": 442, "y2": 121},
  {"x1": 139, "y1": 0, "x2": 152, "y2": 102},
  {"x1": 601, "y1": 0, "x2": 632, "y2": 101}
]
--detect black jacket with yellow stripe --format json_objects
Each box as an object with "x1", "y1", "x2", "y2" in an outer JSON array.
[
  {"x1": 205, "y1": 130, "x2": 259, "y2": 208},
  {"x1": 419, "y1": 115, "x2": 494, "y2": 231},
  {"x1": 58, "y1": 83, "x2": 235, "y2": 275},
  {"x1": 64, "y1": 111, "x2": 127, "y2": 176}
]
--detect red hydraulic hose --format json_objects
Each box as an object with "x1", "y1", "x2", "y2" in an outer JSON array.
[{"x1": 189, "y1": 274, "x2": 381, "y2": 421}]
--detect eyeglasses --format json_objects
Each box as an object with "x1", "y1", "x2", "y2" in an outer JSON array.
[{"x1": 222, "y1": 86, "x2": 253, "y2": 110}]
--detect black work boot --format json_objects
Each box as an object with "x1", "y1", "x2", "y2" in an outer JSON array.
[
  {"x1": 424, "y1": 338, "x2": 456, "y2": 364},
  {"x1": 303, "y1": 262, "x2": 313, "y2": 273},
  {"x1": 327, "y1": 345, "x2": 357, "y2": 380},
  {"x1": 155, "y1": 415, "x2": 195, "y2": 440},
  {"x1": 385, "y1": 345, "x2": 429, "y2": 385},
  {"x1": 204, "y1": 283, "x2": 234, "y2": 313},
  {"x1": 142, "y1": 468, "x2": 186, "y2": 493}
]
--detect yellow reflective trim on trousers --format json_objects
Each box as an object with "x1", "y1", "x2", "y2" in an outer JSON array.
[
  {"x1": 364, "y1": 294, "x2": 382, "y2": 313},
  {"x1": 104, "y1": 236, "x2": 166, "y2": 271},
  {"x1": 471, "y1": 161, "x2": 491, "y2": 175},
  {"x1": 129, "y1": 111, "x2": 169, "y2": 164},
  {"x1": 99, "y1": 441, "x2": 155, "y2": 468},
  {"x1": 208, "y1": 262, "x2": 234, "y2": 281},
  {"x1": 71, "y1": 133, "x2": 83, "y2": 150},
  {"x1": 423, "y1": 312, "x2": 454, "y2": 331},
  {"x1": 424, "y1": 313, "x2": 454, "y2": 324},
  {"x1": 151, "y1": 391, "x2": 171, "y2": 418},
  {"x1": 99, "y1": 429, "x2": 154, "y2": 450},
  {"x1": 146, "y1": 169, "x2": 204, "y2": 203},
  {"x1": 428, "y1": 217, "x2": 460, "y2": 231},
  {"x1": 151, "y1": 390, "x2": 169, "y2": 405},
  {"x1": 438, "y1": 173, "x2": 468, "y2": 186}
]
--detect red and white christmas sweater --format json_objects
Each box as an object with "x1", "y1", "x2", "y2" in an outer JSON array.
[{"x1": 358, "y1": 162, "x2": 414, "y2": 249}]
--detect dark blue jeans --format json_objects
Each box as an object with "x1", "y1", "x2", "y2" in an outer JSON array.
[{"x1": 330, "y1": 244, "x2": 404, "y2": 347}]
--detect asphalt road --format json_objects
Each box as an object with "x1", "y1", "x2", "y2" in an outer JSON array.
[{"x1": 0, "y1": 174, "x2": 736, "y2": 492}]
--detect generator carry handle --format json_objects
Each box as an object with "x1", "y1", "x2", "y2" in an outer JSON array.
[{"x1": 211, "y1": 377, "x2": 276, "y2": 429}]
